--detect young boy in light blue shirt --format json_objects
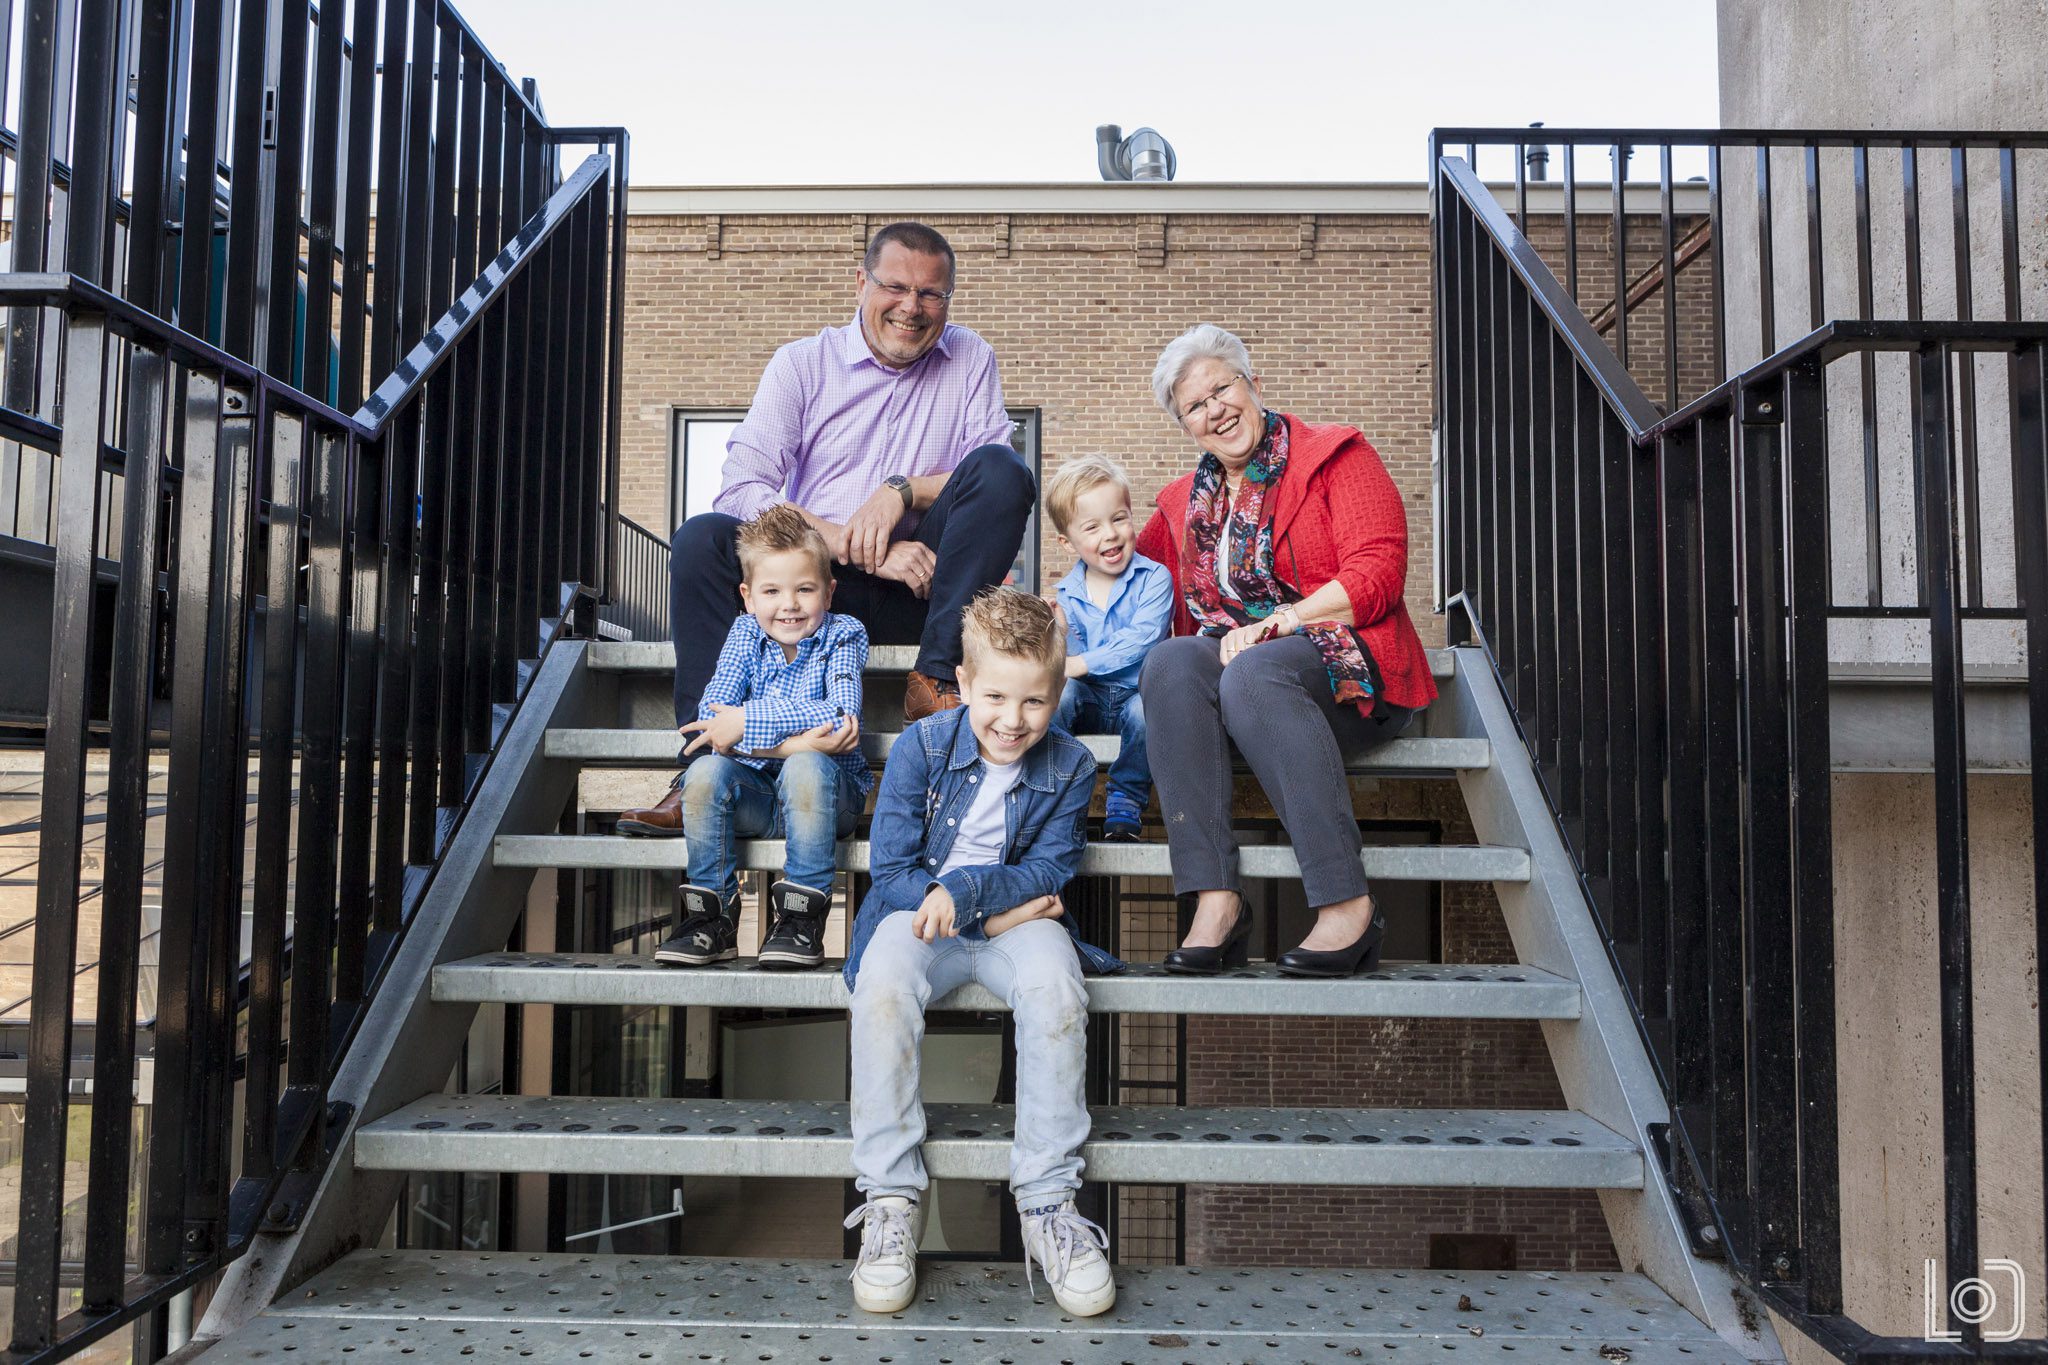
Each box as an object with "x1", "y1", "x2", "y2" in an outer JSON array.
[{"x1": 1044, "y1": 455, "x2": 1174, "y2": 840}]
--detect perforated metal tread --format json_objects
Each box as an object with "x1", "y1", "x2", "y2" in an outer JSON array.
[
  {"x1": 355, "y1": 1097, "x2": 1641, "y2": 1188},
  {"x1": 433, "y1": 954, "x2": 1582, "y2": 1020},
  {"x1": 492, "y1": 835, "x2": 1533, "y2": 883},
  {"x1": 203, "y1": 1252, "x2": 1745, "y2": 1362},
  {"x1": 547, "y1": 727, "x2": 1490, "y2": 774},
  {"x1": 589, "y1": 641, "x2": 1461, "y2": 682}
]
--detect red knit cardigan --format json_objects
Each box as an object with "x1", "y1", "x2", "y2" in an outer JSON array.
[{"x1": 1133, "y1": 413, "x2": 1439, "y2": 713}]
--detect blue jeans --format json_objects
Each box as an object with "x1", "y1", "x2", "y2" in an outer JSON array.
[
  {"x1": 850, "y1": 913, "x2": 1089, "y2": 1209},
  {"x1": 680, "y1": 751, "x2": 862, "y2": 902},
  {"x1": 1054, "y1": 677, "x2": 1150, "y2": 805}
]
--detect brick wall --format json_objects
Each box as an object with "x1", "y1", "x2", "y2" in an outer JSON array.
[{"x1": 619, "y1": 209, "x2": 1445, "y2": 641}]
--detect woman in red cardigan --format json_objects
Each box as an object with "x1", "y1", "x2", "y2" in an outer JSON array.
[{"x1": 1135, "y1": 324, "x2": 1438, "y2": 977}]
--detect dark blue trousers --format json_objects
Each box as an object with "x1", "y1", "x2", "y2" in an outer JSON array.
[{"x1": 669, "y1": 444, "x2": 1035, "y2": 727}]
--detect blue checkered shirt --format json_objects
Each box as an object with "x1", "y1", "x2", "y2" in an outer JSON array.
[{"x1": 698, "y1": 611, "x2": 873, "y2": 794}]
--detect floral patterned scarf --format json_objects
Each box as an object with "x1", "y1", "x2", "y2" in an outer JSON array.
[{"x1": 1180, "y1": 411, "x2": 1382, "y2": 716}]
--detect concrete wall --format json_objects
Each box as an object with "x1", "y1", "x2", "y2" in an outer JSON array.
[{"x1": 1718, "y1": 0, "x2": 2048, "y2": 672}]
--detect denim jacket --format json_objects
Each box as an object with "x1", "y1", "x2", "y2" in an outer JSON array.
[{"x1": 843, "y1": 707, "x2": 1127, "y2": 986}]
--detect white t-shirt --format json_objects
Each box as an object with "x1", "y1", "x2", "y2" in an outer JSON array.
[{"x1": 937, "y1": 758, "x2": 1024, "y2": 876}]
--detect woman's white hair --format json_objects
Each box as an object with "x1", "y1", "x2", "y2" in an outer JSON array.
[{"x1": 1151, "y1": 324, "x2": 1254, "y2": 421}]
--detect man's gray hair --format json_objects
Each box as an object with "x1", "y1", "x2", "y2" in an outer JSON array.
[{"x1": 1151, "y1": 324, "x2": 1254, "y2": 420}]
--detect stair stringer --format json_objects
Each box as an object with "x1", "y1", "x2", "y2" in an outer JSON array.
[
  {"x1": 191, "y1": 638, "x2": 615, "y2": 1346},
  {"x1": 1438, "y1": 645, "x2": 1781, "y2": 1360}
]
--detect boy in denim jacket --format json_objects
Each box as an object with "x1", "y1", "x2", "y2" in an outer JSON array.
[
  {"x1": 841, "y1": 589, "x2": 1121, "y2": 1319},
  {"x1": 645, "y1": 505, "x2": 870, "y2": 971}
]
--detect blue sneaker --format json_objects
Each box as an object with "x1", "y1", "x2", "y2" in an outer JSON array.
[{"x1": 1103, "y1": 790, "x2": 1144, "y2": 842}]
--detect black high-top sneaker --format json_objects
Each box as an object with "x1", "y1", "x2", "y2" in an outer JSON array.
[
  {"x1": 655, "y1": 884, "x2": 738, "y2": 966},
  {"x1": 758, "y1": 880, "x2": 830, "y2": 970}
]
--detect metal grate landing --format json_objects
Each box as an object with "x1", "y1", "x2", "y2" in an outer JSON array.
[
  {"x1": 200, "y1": 1253, "x2": 1745, "y2": 1362},
  {"x1": 355, "y1": 1096, "x2": 1641, "y2": 1188}
]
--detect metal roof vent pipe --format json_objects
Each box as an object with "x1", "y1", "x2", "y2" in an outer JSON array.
[{"x1": 1096, "y1": 125, "x2": 1178, "y2": 182}]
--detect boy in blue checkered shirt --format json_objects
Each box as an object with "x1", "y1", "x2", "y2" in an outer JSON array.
[{"x1": 642, "y1": 505, "x2": 872, "y2": 970}]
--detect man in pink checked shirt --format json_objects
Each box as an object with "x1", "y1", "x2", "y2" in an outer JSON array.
[{"x1": 620, "y1": 222, "x2": 1033, "y2": 837}]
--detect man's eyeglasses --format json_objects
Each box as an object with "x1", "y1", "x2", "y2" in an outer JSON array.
[
  {"x1": 865, "y1": 275, "x2": 954, "y2": 309},
  {"x1": 1179, "y1": 374, "x2": 1248, "y2": 425}
]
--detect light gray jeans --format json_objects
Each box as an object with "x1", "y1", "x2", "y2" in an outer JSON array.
[{"x1": 849, "y1": 912, "x2": 1089, "y2": 1210}]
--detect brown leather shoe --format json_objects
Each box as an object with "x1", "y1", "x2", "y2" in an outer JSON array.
[
  {"x1": 617, "y1": 777, "x2": 685, "y2": 837},
  {"x1": 903, "y1": 670, "x2": 963, "y2": 722}
]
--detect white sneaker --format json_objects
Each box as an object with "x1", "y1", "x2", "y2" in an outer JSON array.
[
  {"x1": 1019, "y1": 1197, "x2": 1115, "y2": 1317},
  {"x1": 844, "y1": 1195, "x2": 923, "y2": 1313}
]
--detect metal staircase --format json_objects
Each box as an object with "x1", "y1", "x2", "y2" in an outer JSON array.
[{"x1": 188, "y1": 643, "x2": 1778, "y2": 1361}]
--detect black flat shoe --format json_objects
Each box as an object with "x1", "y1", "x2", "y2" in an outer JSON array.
[
  {"x1": 1276, "y1": 912, "x2": 1384, "y2": 978},
  {"x1": 1163, "y1": 897, "x2": 1252, "y2": 976}
]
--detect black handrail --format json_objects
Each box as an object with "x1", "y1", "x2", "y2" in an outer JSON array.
[
  {"x1": 5, "y1": 128, "x2": 626, "y2": 1365},
  {"x1": 1434, "y1": 137, "x2": 2048, "y2": 1360}
]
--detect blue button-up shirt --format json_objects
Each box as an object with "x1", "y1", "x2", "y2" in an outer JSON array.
[
  {"x1": 1053, "y1": 553, "x2": 1173, "y2": 689},
  {"x1": 844, "y1": 707, "x2": 1125, "y2": 986},
  {"x1": 698, "y1": 611, "x2": 873, "y2": 795}
]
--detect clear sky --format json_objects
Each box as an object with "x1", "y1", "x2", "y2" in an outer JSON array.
[{"x1": 460, "y1": 0, "x2": 1721, "y2": 186}]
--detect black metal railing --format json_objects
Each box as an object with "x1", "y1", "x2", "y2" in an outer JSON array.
[
  {"x1": 602, "y1": 515, "x2": 671, "y2": 642},
  {"x1": 0, "y1": 0, "x2": 630, "y2": 1353},
  {"x1": 1434, "y1": 136, "x2": 2047, "y2": 1359}
]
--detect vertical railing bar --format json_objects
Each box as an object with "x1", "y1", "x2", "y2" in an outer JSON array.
[
  {"x1": 1802, "y1": 142, "x2": 1824, "y2": 332},
  {"x1": 407, "y1": 6, "x2": 458, "y2": 862},
  {"x1": 7, "y1": 0, "x2": 61, "y2": 414},
  {"x1": 1754, "y1": 142, "x2": 1776, "y2": 361},
  {"x1": 261, "y1": 0, "x2": 311, "y2": 377},
  {"x1": 1914, "y1": 340, "x2": 1979, "y2": 1350},
  {"x1": 80, "y1": 339, "x2": 167, "y2": 1314},
  {"x1": 1707, "y1": 143, "x2": 1726, "y2": 384},
  {"x1": 63, "y1": 0, "x2": 119, "y2": 286},
  {"x1": 333, "y1": 424, "x2": 382, "y2": 1001},
  {"x1": 1950, "y1": 146, "x2": 1984, "y2": 607},
  {"x1": 1552, "y1": 327, "x2": 1583, "y2": 827},
  {"x1": 175, "y1": 0, "x2": 228, "y2": 333},
  {"x1": 1854, "y1": 143, "x2": 1882, "y2": 606},
  {"x1": 219, "y1": 0, "x2": 272, "y2": 360},
  {"x1": 1734, "y1": 375, "x2": 1797, "y2": 1287},
  {"x1": 122, "y1": 0, "x2": 177, "y2": 313},
  {"x1": 1903, "y1": 144, "x2": 1927, "y2": 589},
  {"x1": 301, "y1": 0, "x2": 348, "y2": 398},
  {"x1": 143, "y1": 368, "x2": 224, "y2": 1278},
  {"x1": 1782, "y1": 356, "x2": 1841, "y2": 1316},
  {"x1": 7, "y1": 310, "x2": 109, "y2": 1352},
  {"x1": 290, "y1": 418, "x2": 346, "y2": 1088},
  {"x1": 1602, "y1": 406, "x2": 1641, "y2": 971},
  {"x1": 601, "y1": 133, "x2": 630, "y2": 604},
  {"x1": 242, "y1": 394, "x2": 303, "y2": 1184},
  {"x1": 2008, "y1": 339, "x2": 2048, "y2": 1282},
  {"x1": 336, "y1": 0, "x2": 383, "y2": 406},
  {"x1": 1695, "y1": 408, "x2": 1749, "y2": 1244},
  {"x1": 1999, "y1": 146, "x2": 2022, "y2": 323},
  {"x1": 1659, "y1": 143, "x2": 1677, "y2": 409},
  {"x1": 443, "y1": 33, "x2": 484, "y2": 783},
  {"x1": 1563, "y1": 143, "x2": 1578, "y2": 303},
  {"x1": 366, "y1": 0, "x2": 410, "y2": 382},
  {"x1": 1576, "y1": 367, "x2": 1611, "y2": 901},
  {"x1": 1610, "y1": 140, "x2": 1628, "y2": 374},
  {"x1": 1514, "y1": 137, "x2": 1527, "y2": 232}
]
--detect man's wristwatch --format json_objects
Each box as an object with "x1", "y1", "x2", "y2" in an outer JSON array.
[{"x1": 884, "y1": 473, "x2": 913, "y2": 511}]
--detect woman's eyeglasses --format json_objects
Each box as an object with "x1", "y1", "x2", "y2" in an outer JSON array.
[{"x1": 1180, "y1": 374, "x2": 1247, "y2": 425}]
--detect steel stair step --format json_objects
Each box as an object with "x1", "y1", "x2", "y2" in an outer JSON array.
[
  {"x1": 201, "y1": 1250, "x2": 1745, "y2": 1363},
  {"x1": 433, "y1": 953, "x2": 1581, "y2": 1018},
  {"x1": 547, "y1": 726, "x2": 1491, "y2": 772},
  {"x1": 492, "y1": 834, "x2": 1532, "y2": 882},
  {"x1": 588, "y1": 639, "x2": 1461, "y2": 681},
  {"x1": 356, "y1": 1096, "x2": 1642, "y2": 1188}
]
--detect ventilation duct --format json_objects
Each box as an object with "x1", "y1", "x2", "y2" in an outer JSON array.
[{"x1": 1096, "y1": 125, "x2": 1177, "y2": 182}]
